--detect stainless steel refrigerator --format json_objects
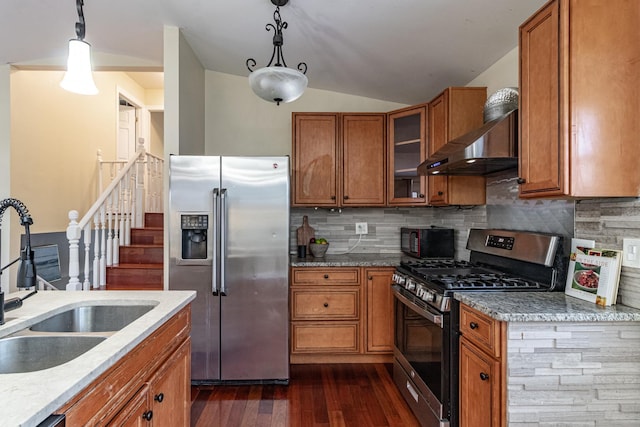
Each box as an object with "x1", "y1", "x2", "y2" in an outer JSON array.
[{"x1": 168, "y1": 155, "x2": 290, "y2": 384}]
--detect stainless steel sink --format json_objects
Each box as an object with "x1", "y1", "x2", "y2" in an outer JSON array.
[
  {"x1": 0, "y1": 335, "x2": 106, "y2": 374},
  {"x1": 29, "y1": 304, "x2": 156, "y2": 333}
]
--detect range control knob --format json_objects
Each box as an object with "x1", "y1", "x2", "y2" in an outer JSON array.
[{"x1": 406, "y1": 279, "x2": 416, "y2": 291}]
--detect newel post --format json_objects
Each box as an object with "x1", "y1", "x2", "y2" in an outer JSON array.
[{"x1": 66, "y1": 210, "x2": 83, "y2": 291}]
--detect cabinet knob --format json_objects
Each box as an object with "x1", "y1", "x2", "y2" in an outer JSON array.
[
  {"x1": 516, "y1": 177, "x2": 526, "y2": 184},
  {"x1": 154, "y1": 392, "x2": 164, "y2": 403},
  {"x1": 324, "y1": 274, "x2": 329, "y2": 279},
  {"x1": 142, "y1": 410, "x2": 153, "y2": 421},
  {"x1": 419, "y1": 194, "x2": 425, "y2": 198},
  {"x1": 368, "y1": 276, "x2": 373, "y2": 280},
  {"x1": 344, "y1": 195, "x2": 349, "y2": 200},
  {"x1": 480, "y1": 372, "x2": 490, "y2": 381},
  {"x1": 469, "y1": 322, "x2": 478, "y2": 330},
  {"x1": 331, "y1": 195, "x2": 336, "y2": 200},
  {"x1": 437, "y1": 191, "x2": 443, "y2": 196},
  {"x1": 323, "y1": 302, "x2": 329, "y2": 308}
]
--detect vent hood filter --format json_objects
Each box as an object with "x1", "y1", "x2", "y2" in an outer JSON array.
[{"x1": 417, "y1": 109, "x2": 518, "y2": 176}]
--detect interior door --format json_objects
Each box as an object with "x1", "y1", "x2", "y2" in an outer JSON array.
[{"x1": 118, "y1": 105, "x2": 136, "y2": 160}]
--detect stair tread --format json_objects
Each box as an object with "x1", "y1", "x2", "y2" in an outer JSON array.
[
  {"x1": 122, "y1": 244, "x2": 163, "y2": 248},
  {"x1": 108, "y1": 263, "x2": 163, "y2": 269}
]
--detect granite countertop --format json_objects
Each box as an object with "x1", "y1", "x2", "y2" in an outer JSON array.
[
  {"x1": 290, "y1": 253, "x2": 405, "y2": 267},
  {"x1": 455, "y1": 291, "x2": 640, "y2": 322},
  {"x1": 0, "y1": 290, "x2": 196, "y2": 427}
]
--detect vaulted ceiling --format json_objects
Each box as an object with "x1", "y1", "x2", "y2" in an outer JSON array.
[{"x1": 0, "y1": 0, "x2": 546, "y2": 104}]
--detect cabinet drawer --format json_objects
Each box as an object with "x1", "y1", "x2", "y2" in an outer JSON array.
[
  {"x1": 291, "y1": 322, "x2": 360, "y2": 353},
  {"x1": 292, "y1": 268, "x2": 360, "y2": 285},
  {"x1": 292, "y1": 289, "x2": 359, "y2": 320},
  {"x1": 459, "y1": 304, "x2": 502, "y2": 358}
]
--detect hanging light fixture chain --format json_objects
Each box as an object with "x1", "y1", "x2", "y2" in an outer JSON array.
[{"x1": 75, "y1": 0, "x2": 86, "y2": 41}]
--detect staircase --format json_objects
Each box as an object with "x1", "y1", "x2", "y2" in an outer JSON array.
[{"x1": 105, "y1": 212, "x2": 164, "y2": 290}]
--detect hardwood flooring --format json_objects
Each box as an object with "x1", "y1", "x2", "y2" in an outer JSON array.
[{"x1": 191, "y1": 363, "x2": 420, "y2": 427}]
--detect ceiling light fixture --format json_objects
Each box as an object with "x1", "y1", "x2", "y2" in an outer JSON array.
[
  {"x1": 246, "y1": 0, "x2": 308, "y2": 105},
  {"x1": 60, "y1": 0, "x2": 98, "y2": 95}
]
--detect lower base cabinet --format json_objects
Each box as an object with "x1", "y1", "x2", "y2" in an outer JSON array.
[
  {"x1": 458, "y1": 303, "x2": 505, "y2": 427},
  {"x1": 290, "y1": 266, "x2": 394, "y2": 362},
  {"x1": 56, "y1": 305, "x2": 192, "y2": 426}
]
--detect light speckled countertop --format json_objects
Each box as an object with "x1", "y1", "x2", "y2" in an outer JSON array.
[
  {"x1": 0, "y1": 290, "x2": 196, "y2": 427},
  {"x1": 290, "y1": 253, "x2": 405, "y2": 267},
  {"x1": 455, "y1": 291, "x2": 640, "y2": 322}
]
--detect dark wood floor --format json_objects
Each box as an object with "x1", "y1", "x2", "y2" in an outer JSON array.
[{"x1": 191, "y1": 363, "x2": 421, "y2": 427}]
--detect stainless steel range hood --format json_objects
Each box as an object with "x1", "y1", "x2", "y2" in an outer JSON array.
[{"x1": 417, "y1": 109, "x2": 518, "y2": 176}]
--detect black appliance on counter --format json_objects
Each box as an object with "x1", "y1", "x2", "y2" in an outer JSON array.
[
  {"x1": 391, "y1": 228, "x2": 565, "y2": 427},
  {"x1": 401, "y1": 226, "x2": 455, "y2": 259}
]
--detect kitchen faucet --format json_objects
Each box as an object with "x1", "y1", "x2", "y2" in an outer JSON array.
[{"x1": 0, "y1": 198, "x2": 38, "y2": 325}]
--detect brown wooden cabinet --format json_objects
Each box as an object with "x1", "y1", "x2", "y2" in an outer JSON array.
[
  {"x1": 458, "y1": 303, "x2": 505, "y2": 427},
  {"x1": 290, "y1": 266, "x2": 394, "y2": 363},
  {"x1": 292, "y1": 113, "x2": 386, "y2": 207},
  {"x1": 365, "y1": 268, "x2": 395, "y2": 353},
  {"x1": 427, "y1": 87, "x2": 487, "y2": 206},
  {"x1": 519, "y1": 0, "x2": 640, "y2": 198},
  {"x1": 57, "y1": 306, "x2": 192, "y2": 426},
  {"x1": 387, "y1": 105, "x2": 428, "y2": 206}
]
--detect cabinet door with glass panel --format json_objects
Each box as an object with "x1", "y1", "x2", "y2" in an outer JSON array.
[{"x1": 387, "y1": 104, "x2": 428, "y2": 206}]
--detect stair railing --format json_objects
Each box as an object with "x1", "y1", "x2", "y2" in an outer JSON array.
[{"x1": 66, "y1": 144, "x2": 164, "y2": 290}]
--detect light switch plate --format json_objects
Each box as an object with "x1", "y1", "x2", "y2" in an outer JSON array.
[{"x1": 622, "y1": 238, "x2": 640, "y2": 268}]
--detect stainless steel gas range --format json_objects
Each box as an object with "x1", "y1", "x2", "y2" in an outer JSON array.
[{"x1": 391, "y1": 228, "x2": 566, "y2": 427}]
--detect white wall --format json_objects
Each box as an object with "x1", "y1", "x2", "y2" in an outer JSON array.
[
  {"x1": 204, "y1": 71, "x2": 407, "y2": 156},
  {"x1": 163, "y1": 26, "x2": 205, "y2": 157},
  {"x1": 466, "y1": 47, "x2": 519, "y2": 97},
  {"x1": 0, "y1": 65, "x2": 11, "y2": 293}
]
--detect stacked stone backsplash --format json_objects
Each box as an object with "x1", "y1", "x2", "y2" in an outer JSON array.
[
  {"x1": 575, "y1": 198, "x2": 640, "y2": 310},
  {"x1": 289, "y1": 172, "x2": 640, "y2": 310},
  {"x1": 290, "y1": 171, "x2": 575, "y2": 260}
]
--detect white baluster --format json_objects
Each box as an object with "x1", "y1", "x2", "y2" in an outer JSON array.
[
  {"x1": 124, "y1": 170, "x2": 132, "y2": 246},
  {"x1": 135, "y1": 143, "x2": 146, "y2": 227},
  {"x1": 97, "y1": 149, "x2": 104, "y2": 195},
  {"x1": 100, "y1": 206, "x2": 106, "y2": 288},
  {"x1": 82, "y1": 223, "x2": 91, "y2": 290},
  {"x1": 92, "y1": 213, "x2": 100, "y2": 289},
  {"x1": 112, "y1": 191, "x2": 120, "y2": 266},
  {"x1": 66, "y1": 210, "x2": 82, "y2": 291},
  {"x1": 119, "y1": 180, "x2": 126, "y2": 249},
  {"x1": 106, "y1": 190, "x2": 113, "y2": 267}
]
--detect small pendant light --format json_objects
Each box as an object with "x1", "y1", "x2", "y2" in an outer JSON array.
[{"x1": 60, "y1": 0, "x2": 98, "y2": 95}]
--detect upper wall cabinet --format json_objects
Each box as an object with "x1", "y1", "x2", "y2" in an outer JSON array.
[
  {"x1": 292, "y1": 113, "x2": 386, "y2": 207},
  {"x1": 427, "y1": 87, "x2": 487, "y2": 206},
  {"x1": 387, "y1": 105, "x2": 428, "y2": 206},
  {"x1": 519, "y1": 0, "x2": 640, "y2": 198}
]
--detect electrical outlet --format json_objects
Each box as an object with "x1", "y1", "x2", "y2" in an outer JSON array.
[
  {"x1": 355, "y1": 222, "x2": 368, "y2": 235},
  {"x1": 622, "y1": 238, "x2": 640, "y2": 268}
]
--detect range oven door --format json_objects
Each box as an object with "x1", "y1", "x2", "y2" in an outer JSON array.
[{"x1": 392, "y1": 286, "x2": 451, "y2": 427}]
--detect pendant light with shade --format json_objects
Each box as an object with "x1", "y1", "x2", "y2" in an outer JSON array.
[
  {"x1": 246, "y1": 0, "x2": 308, "y2": 105},
  {"x1": 60, "y1": 0, "x2": 98, "y2": 95}
]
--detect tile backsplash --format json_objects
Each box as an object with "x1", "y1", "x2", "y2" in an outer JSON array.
[{"x1": 289, "y1": 171, "x2": 640, "y2": 310}]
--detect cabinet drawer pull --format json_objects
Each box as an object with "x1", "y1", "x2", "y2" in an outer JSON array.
[
  {"x1": 419, "y1": 194, "x2": 425, "y2": 198},
  {"x1": 323, "y1": 302, "x2": 329, "y2": 308},
  {"x1": 437, "y1": 191, "x2": 444, "y2": 196},
  {"x1": 142, "y1": 410, "x2": 153, "y2": 421},
  {"x1": 469, "y1": 322, "x2": 478, "y2": 329},
  {"x1": 516, "y1": 177, "x2": 526, "y2": 184},
  {"x1": 480, "y1": 372, "x2": 489, "y2": 381},
  {"x1": 154, "y1": 392, "x2": 164, "y2": 403},
  {"x1": 324, "y1": 274, "x2": 329, "y2": 279}
]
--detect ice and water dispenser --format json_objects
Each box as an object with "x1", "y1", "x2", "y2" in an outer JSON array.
[{"x1": 180, "y1": 214, "x2": 208, "y2": 260}]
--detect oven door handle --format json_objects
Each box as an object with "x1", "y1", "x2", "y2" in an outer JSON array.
[{"x1": 392, "y1": 286, "x2": 444, "y2": 328}]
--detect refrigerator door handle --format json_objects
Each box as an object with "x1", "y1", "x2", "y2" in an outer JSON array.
[
  {"x1": 219, "y1": 188, "x2": 227, "y2": 296},
  {"x1": 212, "y1": 188, "x2": 220, "y2": 296}
]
